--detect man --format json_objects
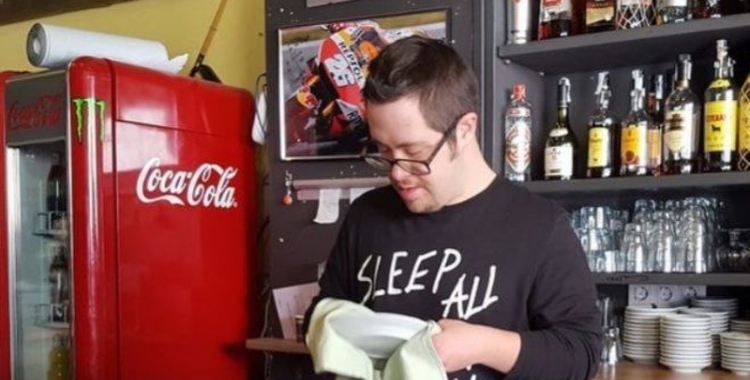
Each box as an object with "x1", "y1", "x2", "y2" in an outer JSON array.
[{"x1": 307, "y1": 35, "x2": 601, "y2": 380}]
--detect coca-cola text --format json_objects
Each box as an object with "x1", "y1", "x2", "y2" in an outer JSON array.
[{"x1": 136, "y1": 158, "x2": 239, "y2": 209}]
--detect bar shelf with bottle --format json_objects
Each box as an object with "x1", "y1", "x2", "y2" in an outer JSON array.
[
  {"x1": 500, "y1": 9, "x2": 750, "y2": 75},
  {"x1": 593, "y1": 272, "x2": 750, "y2": 286}
]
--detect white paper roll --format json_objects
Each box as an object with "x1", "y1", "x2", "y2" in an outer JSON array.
[{"x1": 27, "y1": 23, "x2": 188, "y2": 73}]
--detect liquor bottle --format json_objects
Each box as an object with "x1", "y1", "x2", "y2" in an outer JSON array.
[
  {"x1": 704, "y1": 40, "x2": 738, "y2": 172},
  {"x1": 587, "y1": 72, "x2": 616, "y2": 178},
  {"x1": 656, "y1": 0, "x2": 689, "y2": 23},
  {"x1": 621, "y1": 69, "x2": 651, "y2": 176},
  {"x1": 586, "y1": 0, "x2": 617, "y2": 32},
  {"x1": 509, "y1": 0, "x2": 532, "y2": 44},
  {"x1": 647, "y1": 74, "x2": 665, "y2": 175},
  {"x1": 616, "y1": 0, "x2": 656, "y2": 29},
  {"x1": 538, "y1": 0, "x2": 574, "y2": 39},
  {"x1": 692, "y1": 0, "x2": 721, "y2": 18},
  {"x1": 47, "y1": 335, "x2": 70, "y2": 380},
  {"x1": 545, "y1": 77, "x2": 578, "y2": 180},
  {"x1": 664, "y1": 54, "x2": 702, "y2": 174},
  {"x1": 48, "y1": 245, "x2": 69, "y2": 323},
  {"x1": 739, "y1": 72, "x2": 750, "y2": 171},
  {"x1": 504, "y1": 84, "x2": 532, "y2": 181}
]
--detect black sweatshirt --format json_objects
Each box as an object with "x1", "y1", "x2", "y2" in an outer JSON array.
[{"x1": 308, "y1": 178, "x2": 602, "y2": 380}]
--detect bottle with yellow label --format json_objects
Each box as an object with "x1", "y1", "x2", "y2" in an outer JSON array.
[
  {"x1": 704, "y1": 39, "x2": 738, "y2": 172},
  {"x1": 740, "y1": 72, "x2": 750, "y2": 171},
  {"x1": 587, "y1": 71, "x2": 616, "y2": 178},
  {"x1": 647, "y1": 74, "x2": 665, "y2": 175},
  {"x1": 621, "y1": 69, "x2": 650, "y2": 176}
]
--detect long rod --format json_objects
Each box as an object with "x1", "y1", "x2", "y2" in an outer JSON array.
[{"x1": 192, "y1": 0, "x2": 230, "y2": 70}]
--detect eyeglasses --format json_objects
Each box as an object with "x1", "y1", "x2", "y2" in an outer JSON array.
[{"x1": 362, "y1": 124, "x2": 457, "y2": 176}]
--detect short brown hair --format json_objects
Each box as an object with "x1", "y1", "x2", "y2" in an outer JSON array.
[{"x1": 363, "y1": 36, "x2": 479, "y2": 135}]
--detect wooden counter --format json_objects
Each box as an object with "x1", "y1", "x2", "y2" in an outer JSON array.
[
  {"x1": 246, "y1": 338, "x2": 743, "y2": 378},
  {"x1": 246, "y1": 337, "x2": 308, "y2": 354},
  {"x1": 594, "y1": 361, "x2": 738, "y2": 379}
]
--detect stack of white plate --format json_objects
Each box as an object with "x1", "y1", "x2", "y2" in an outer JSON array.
[
  {"x1": 682, "y1": 308, "x2": 730, "y2": 364},
  {"x1": 731, "y1": 319, "x2": 750, "y2": 333},
  {"x1": 719, "y1": 332, "x2": 750, "y2": 376},
  {"x1": 623, "y1": 306, "x2": 678, "y2": 364},
  {"x1": 660, "y1": 313, "x2": 712, "y2": 374},
  {"x1": 692, "y1": 297, "x2": 739, "y2": 319}
]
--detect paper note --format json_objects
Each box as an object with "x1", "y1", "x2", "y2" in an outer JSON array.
[
  {"x1": 272, "y1": 282, "x2": 320, "y2": 340},
  {"x1": 313, "y1": 188, "x2": 341, "y2": 224}
]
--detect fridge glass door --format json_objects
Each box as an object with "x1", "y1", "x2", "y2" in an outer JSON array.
[{"x1": 7, "y1": 141, "x2": 71, "y2": 380}]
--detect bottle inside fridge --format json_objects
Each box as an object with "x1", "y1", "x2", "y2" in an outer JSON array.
[{"x1": 8, "y1": 141, "x2": 71, "y2": 380}]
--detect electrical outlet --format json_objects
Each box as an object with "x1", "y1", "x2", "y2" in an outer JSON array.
[{"x1": 628, "y1": 284, "x2": 706, "y2": 308}]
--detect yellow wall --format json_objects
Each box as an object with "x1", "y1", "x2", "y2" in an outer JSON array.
[{"x1": 0, "y1": 0, "x2": 266, "y2": 91}]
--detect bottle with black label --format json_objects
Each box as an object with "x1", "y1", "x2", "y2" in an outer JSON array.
[
  {"x1": 664, "y1": 54, "x2": 701, "y2": 174},
  {"x1": 539, "y1": 0, "x2": 574, "y2": 39},
  {"x1": 656, "y1": 0, "x2": 689, "y2": 23},
  {"x1": 587, "y1": 72, "x2": 615, "y2": 178},
  {"x1": 545, "y1": 77, "x2": 578, "y2": 180},
  {"x1": 621, "y1": 69, "x2": 651, "y2": 176},
  {"x1": 46, "y1": 152, "x2": 66, "y2": 212},
  {"x1": 504, "y1": 84, "x2": 532, "y2": 181},
  {"x1": 704, "y1": 39, "x2": 738, "y2": 172},
  {"x1": 647, "y1": 74, "x2": 665, "y2": 175},
  {"x1": 48, "y1": 245, "x2": 69, "y2": 323}
]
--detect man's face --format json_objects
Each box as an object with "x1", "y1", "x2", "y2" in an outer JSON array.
[{"x1": 366, "y1": 96, "x2": 461, "y2": 213}]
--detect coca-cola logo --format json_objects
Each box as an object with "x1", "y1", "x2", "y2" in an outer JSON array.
[
  {"x1": 136, "y1": 158, "x2": 239, "y2": 209},
  {"x1": 8, "y1": 94, "x2": 64, "y2": 130}
]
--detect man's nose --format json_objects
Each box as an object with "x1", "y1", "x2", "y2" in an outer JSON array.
[{"x1": 389, "y1": 163, "x2": 411, "y2": 181}]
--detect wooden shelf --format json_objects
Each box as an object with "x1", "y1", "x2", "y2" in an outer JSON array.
[
  {"x1": 596, "y1": 361, "x2": 739, "y2": 379},
  {"x1": 593, "y1": 273, "x2": 750, "y2": 286},
  {"x1": 497, "y1": 13, "x2": 750, "y2": 74},
  {"x1": 245, "y1": 337, "x2": 309, "y2": 355}
]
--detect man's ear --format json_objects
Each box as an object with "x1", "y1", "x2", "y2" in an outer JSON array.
[{"x1": 456, "y1": 112, "x2": 478, "y2": 147}]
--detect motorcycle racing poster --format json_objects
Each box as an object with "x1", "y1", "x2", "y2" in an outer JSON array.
[{"x1": 278, "y1": 10, "x2": 448, "y2": 160}]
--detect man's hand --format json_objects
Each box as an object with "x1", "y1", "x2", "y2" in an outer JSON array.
[
  {"x1": 432, "y1": 319, "x2": 479, "y2": 372},
  {"x1": 432, "y1": 319, "x2": 522, "y2": 374}
]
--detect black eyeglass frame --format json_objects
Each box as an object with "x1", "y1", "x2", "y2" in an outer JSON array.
[{"x1": 361, "y1": 123, "x2": 458, "y2": 176}]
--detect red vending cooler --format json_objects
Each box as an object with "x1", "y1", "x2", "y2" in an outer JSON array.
[{"x1": 0, "y1": 57, "x2": 257, "y2": 380}]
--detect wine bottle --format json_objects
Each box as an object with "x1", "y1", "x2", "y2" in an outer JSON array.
[{"x1": 545, "y1": 77, "x2": 578, "y2": 180}]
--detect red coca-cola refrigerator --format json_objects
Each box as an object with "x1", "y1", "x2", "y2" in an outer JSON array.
[{"x1": 0, "y1": 57, "x2": 257, "y2": 380}]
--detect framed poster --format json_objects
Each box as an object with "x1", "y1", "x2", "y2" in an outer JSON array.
[{"x1": 278, "y1": 10, "x2": 448, "y2": 160}]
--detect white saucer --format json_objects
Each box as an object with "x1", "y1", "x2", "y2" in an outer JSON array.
[{"x1": 329, "y1": 312, "x2": 427, "y2": 359}]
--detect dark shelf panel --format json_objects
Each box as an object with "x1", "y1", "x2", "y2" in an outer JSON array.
[
  {"x1": 594, "y1": 273, "x2": 750, "y2": 286},
  {"x1": 517, "y1": 171, "x2": 750, "y2": 196},
  {"x1": 497, "y1": 14, "x2": 750, "y2": 75}
]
